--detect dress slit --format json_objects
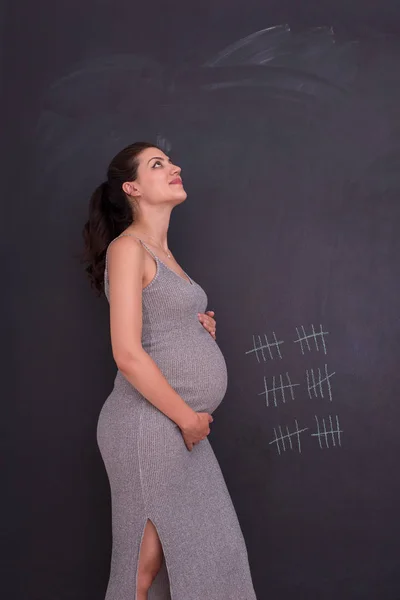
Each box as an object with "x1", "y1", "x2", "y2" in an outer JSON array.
[{"x1": 135, "y1": 516, "x2": 174, "y2": 600}]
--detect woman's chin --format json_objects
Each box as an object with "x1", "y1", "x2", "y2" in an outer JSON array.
[{"x1": 173, "y1": 189, "x2": 188, "y2": 204}]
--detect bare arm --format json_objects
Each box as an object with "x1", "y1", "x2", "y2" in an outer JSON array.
[{"x1": 107, "y1": 235, "x2": 196, "y2": 429}]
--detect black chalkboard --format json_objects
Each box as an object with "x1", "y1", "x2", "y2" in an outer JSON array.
[{"x1": 4, "y1": 2, "x2": 400, "y2": 599}]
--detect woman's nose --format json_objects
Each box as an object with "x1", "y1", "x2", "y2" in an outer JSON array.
[{"x1": 171, "y1": 163, "x2": 181, "y2": 175}]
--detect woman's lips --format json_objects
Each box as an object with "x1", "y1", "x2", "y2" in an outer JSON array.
[{"x1": 170, "y1": 178, "x2": 183, "y2": 185}]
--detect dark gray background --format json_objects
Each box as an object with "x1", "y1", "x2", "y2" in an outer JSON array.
[{"x1": 3, "y1": 1, "x2": 400, "y2": 599}]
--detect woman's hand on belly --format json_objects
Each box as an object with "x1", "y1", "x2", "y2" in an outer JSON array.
[{"x1": 198, "y1": 310, "x2": 216, "y2": 340}]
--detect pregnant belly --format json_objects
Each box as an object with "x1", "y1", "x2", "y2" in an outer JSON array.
[{"x1": 147, "y1": 326, "x2": 228, "y2": 414}]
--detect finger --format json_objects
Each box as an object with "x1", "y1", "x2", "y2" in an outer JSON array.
[
  {"x1": 205, "y1": 310, "x2": 215, "y2": 317},
  {"x1": 200, "y1": 316, "x2": 215, "y2": 333},
  {"x1": 197, "y1": 312, "x2": 206, "y2": 321},
  {"x1": 205, "y1": 317, "x2": 216, "y2": 329}
]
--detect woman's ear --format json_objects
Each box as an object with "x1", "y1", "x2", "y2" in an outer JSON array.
[{"x1": 122, "y1": 181, "x2": 139, "y2": 196}]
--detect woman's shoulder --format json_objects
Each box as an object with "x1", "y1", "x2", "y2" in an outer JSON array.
[
  {"x1": 106, "y1": 233, "x2": 146, "y2": 267},
  {"x1": 108, "y1": 232, "x2": 143, "y2": 251}
]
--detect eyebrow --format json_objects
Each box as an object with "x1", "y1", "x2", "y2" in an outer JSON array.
[{"x1": 147, "y1": 156, "x2": 170, "y2": 165}]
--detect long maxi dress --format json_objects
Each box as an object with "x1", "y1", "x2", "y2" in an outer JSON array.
[{"x1": 96, "y1": 233, "x2": 257, "y2": 600}]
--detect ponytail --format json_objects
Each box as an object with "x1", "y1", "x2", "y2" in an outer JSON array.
[
  {"x1": 81, "y1": 179, "x2": 133, "y2": 296},
  {"x1": 81, "y1": 141, "x2": 159, "y2": 297}
]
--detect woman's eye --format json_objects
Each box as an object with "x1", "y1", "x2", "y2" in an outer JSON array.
[{"x1": 152, "y1": 160, "x2": 162, "y2": 168}]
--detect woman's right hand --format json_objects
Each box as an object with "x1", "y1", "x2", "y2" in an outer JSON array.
[{"x1": 179, "y1": 411, "x2": 214, "y2": 451}]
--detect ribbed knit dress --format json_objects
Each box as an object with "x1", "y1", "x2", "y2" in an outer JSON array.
[{"x1": 96, "y1": 233, "x2": 257, "y2": 600}]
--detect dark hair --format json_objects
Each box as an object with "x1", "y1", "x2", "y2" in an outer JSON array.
[{"x1": 81, "y1": 141, "x2": 161, "y2": 296}]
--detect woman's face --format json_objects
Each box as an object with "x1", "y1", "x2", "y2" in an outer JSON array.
[{"x1": 125, "y1": 147, "x2": 187, "y2": 206}]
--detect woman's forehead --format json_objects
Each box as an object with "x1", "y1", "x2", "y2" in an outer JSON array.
[{"x1": 139, "y1": 147, "x2": 169, "y2": 163}]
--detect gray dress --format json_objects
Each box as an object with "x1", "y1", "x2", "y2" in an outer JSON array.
[{"x1": 96, "y1": 233, "x2": 257, "y2": 600}]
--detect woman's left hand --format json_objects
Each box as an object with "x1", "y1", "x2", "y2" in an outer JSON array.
[{"x1": 198, "y1": 310, "x2": 216, "y2": 340}]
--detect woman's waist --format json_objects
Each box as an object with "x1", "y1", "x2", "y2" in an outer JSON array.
[
  {"x1": 112, "y1": 341, "x2": 228, "y2": 395},
  {"x1": 142, "y1": 335, "x2": 227, "y2": 369},
  {"x1": 112, "y1": 365, "x2": 227, "y2": 414}
]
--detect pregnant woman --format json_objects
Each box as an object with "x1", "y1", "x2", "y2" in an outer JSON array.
[{"x1": 82, "y1": 142, "x2": 257, "y2": 600}]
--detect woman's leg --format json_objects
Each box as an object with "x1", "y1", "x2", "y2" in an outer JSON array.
[{"x1": 136, "y1": 519, "x2": 165, "y2": 600}]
